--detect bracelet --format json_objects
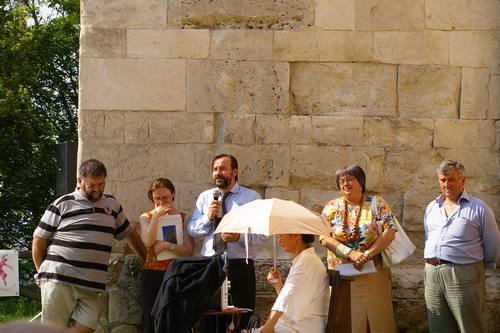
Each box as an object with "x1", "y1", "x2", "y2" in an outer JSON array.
[{"x1": 336, "y1": 243, "x2": 352, "y2": 258}]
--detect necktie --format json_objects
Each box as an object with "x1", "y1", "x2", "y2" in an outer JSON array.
[{"x1": 213, "y1": 192, "x2": 228, "y2": 253}]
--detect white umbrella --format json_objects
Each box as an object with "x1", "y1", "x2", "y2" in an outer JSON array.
[
  {"x1": 214, "y1": 198, "x2": 332, "y2": 269},
  {"x1": 215, "y1": 198, "x2": 332, "y2": 236}
]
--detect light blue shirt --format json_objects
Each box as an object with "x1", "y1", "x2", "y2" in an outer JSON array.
[
  {"x1": 424, "y1": 190, "x2": 500, "y2": 269},
  {"x1": 187, "y1": 182, "x2": 268, "y2": 259}
]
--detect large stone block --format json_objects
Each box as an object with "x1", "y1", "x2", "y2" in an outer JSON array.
[
  {"x1": 434, "y1": 120, "x2": 496, "y2": 148},
  {"x1": 76, "y1": 144, "x2": 120, "y2": 178},
  {"x1": 80, "y1": 58, "x2": 186, "y2": 111},
  {"x1": 398, "y1": 65, "x2": 461, "y2": 119},
  {"x1": 263, "y1": 188, "x2": 300, "y2": 202},
  {"x1": 80, "y1": 28, "x2": 126, "y2": 58},
  {"x1": 256, "y1": 115, "x2": 312, "y2": 144},
  {"x1": 426, "y1": 0, "x2": 500, "y2": 31},
  {"x1": 490, "y1": 75, "x2": 500, "y2": 120},
  {"x1": 356, "y1": 0, "x2": 425, "y2": 31},
  {"x1": 274, "y1": 31, "x2": 372, "y2": 62},
  {"x1": 116, "y1": 181, "x2": 151, "y2": 226},
  {"x1": 194, "y1": 145, "x2": 291, "y2": 189},
  {"x1": 290, "y1": 62, "x2": 397, "y2": 116},
  {"x1": 114, "y1": 144, "x2": 169, "y2": 182},
  {"x1": 124, "y1": 112, "x2": 214, "y2": 144},
  {"x1": 290, "y1": 145, "x2": 385, "y2": 190},
  {"x1": 221, "y1": 114, "x2": 258, "y2": 143},
  {"x1": 364, "y1": 117, "x2": 434, "y2": 148},
  {"x1": 450, "y1": 31, "x2": 500, "y2": 70},
  {"x1": 114, "y1": 144, "x2": 197, "y2": 183},
  {"x1": 167, "y1": 0, "x2": 315, "y2": 30},
  {"x1": 127, "y1": 29, "x2": 210, "y2": 59},
  {"x1": 312, "y1": 116, "x2": 363, "y2": 146},
  {"x1": 461, "y1": 67, "x2": 490, "y2": 119},
  {"x1": 170, "y1": 183, "x2": 206, "y2": 216},
  {"x1": 79, "y1": 111, "x2": 126, "y2": 144},
  {"x1": 384, "y1": 148, "x2": 445, "y2": 193},
  {"x1": 315, "y1": 0, "x2": 355, "y2": 30},
  {"x1": 273, "y1": 31, "x2": 318, "y2": 61},
  {"x1": 374, "y1": 31, "x2": 448, "y2": 65},
  {"x1": 210, "y1": 30, "x2": 273, "y2": 60},
  {"x1": 81, "y1": 0, "x2": 166, "y2": 29},
  {"x1": 187, "y1": 60, "x2": 289, "y2": 114},
  {"x1": 403, "y1": 192, "x2": 439, "y2": 231},
  {"x1": 221, "y1": 114, "x2": 257, "y2": 144},
  {"x1": 497, "y1": 121, "x2": 500, "y2": 150}
]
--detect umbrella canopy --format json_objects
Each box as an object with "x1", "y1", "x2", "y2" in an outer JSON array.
[{"x1": 214, "y1": 198, "x2": 332, "y2": 236}]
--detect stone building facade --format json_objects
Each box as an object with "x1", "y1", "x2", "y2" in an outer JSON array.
[{"x1": 78, "y1": 1, "x2": 500, "y2": 332}]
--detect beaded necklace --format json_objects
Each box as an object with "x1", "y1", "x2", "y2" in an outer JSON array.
[{"x1": 340, "y1": 197, "x2": 363, "y2": 244}]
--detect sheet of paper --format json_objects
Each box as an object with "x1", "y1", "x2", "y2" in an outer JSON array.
[{"x1": 335, "y1": 260, "x2": 377, "y2": 277}]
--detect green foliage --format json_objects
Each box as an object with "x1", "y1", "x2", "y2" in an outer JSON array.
[
  {"x1": 0, "y1": 296, "x2": 42, "y2": 323},
  {"x1": 0, "y1": 0, "x2": 79, "y2": 288}
]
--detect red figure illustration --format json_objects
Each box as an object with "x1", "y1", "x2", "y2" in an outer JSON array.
[{"x1": 0, "y1": 254, "x2": 13, "y2": 287}]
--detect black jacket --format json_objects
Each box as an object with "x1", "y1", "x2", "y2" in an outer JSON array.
[{"x1": 151, "y1": 254, "x2": 226, "y2": 333}]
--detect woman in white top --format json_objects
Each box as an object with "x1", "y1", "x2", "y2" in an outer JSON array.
[{"x1": 257, "y1": 234, "x2": 330, "y2": 333}]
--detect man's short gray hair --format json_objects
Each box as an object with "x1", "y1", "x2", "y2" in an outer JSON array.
[{"x1": 437, "y1": 159, "x2": 465, "y2": 178}]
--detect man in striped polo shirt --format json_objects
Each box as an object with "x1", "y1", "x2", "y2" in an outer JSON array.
[{"x1": 32, "y1": 159, "x2": 146, "y2": 333}]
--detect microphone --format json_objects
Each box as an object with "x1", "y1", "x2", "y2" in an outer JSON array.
[
  {"x1": 213, "y1": 189, "x2": 221, "y2": 201},
  {"x1": 213, "y1": 189, "x2": 223, "y2": 218}
]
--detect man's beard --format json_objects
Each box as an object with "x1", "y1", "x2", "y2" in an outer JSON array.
[
  {"x1": 81, "y1": 188, "x2": 103, "y2": 202},
  {"x1": 215, "y1": 175, "x2": 231, "y2": 190}
]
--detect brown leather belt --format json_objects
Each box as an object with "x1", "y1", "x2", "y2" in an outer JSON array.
[{"x1": 425, "y1": 259, "x2": 454, "y2": 265}]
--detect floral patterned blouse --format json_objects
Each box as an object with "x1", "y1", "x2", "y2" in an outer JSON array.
[
  {"x1": 143, "y1": 211, "x2": 186, "y2": 271},
  {"x1": 321, "y1": 195, "x2": 396, "y2": 269}
]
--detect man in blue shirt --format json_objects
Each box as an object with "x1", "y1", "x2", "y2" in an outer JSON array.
[
  {"x1": 188, "y1": 154, "x2": 267, "y2": 333},
  {"x1": 424, "y1": 159, "x2": 500, "y2": 333}
]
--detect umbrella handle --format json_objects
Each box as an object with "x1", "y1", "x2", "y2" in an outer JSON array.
[{"x1": 270, "y1": 235, "x2": 278, "y2": 283}]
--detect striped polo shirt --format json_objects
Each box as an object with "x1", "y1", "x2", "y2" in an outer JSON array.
[{"x1": 34, "y1": 188, "x2": 134, "y2": 292}]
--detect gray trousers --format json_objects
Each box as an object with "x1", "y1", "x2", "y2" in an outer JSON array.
[{"x1": 424, "y1": 261, "x2": 485, "y2": 333}]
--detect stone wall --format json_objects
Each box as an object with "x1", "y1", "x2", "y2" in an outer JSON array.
[{"x1": 79, "y1": 1, "x2": 500, "y2": 332}]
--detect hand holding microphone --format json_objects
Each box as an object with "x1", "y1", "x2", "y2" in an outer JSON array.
[{"x1": 208, "y1": 189, "x2": 222, "y2": 221}]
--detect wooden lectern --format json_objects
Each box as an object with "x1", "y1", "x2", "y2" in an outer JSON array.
[{"x1": 326, "y1": 269, "x2": 355, "y2": 333}]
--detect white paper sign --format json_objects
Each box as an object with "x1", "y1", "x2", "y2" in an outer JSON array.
[
  {"x1": 335, "y1": 260, "x2": 377, "y2": 277},
  {"x1": 0, "y1": 250, "x2": 19, "y2": 297},
  {"x1": 156, "y1": 214, "x2": 183, "y2": 261}
]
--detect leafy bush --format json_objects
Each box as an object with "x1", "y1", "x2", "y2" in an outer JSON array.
[{"x1": 0, "y1": 297, "x2": 41, "y2": 324}]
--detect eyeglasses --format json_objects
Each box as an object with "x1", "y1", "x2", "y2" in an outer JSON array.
[
  {"x1": 153, "y1": 194, "x2": 172, "y2": 203},
  {"x1": 338, "y1": 177, "x2": 356, "y2": 185},
  {"x1": 84, "y1": 181, "x2": 105, "y2": 189},
  {"x1": 277, "y1": 234, "x2": 285, "y2": 238}
]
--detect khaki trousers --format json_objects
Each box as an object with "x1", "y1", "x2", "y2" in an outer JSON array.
[
  {"x1": 424, "y1": 261, "x2": 485, "y2": 333},
  {"x1": 350, "y1": 266, "x2": 396, "y2": 333}
]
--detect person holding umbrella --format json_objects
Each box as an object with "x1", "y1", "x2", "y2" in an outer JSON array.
[
  {"x1": 255, "y1": 234, "x2": 329, "y2": 333},
  {"x1": 319, "y1": 165, "x2": 397, "y2": 333}
]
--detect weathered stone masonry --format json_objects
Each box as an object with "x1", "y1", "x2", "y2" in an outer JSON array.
[{"x1": 79, "y1": 1, "x2": 500, "y2": 332}]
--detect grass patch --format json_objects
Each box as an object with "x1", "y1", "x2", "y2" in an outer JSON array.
[{"x1": 0, "y1": 297, "x2": 41, "y2": 324}]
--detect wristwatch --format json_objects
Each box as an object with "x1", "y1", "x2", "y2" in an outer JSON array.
[
  {"x1": 364, "y1": 250, "x2": 372, "y2": 259},
  {"x1": 169, "y1": 243, "x2": 175, "y2": 251}
]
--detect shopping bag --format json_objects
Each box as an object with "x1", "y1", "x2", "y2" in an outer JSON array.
[{"x1": 371, "y1": 196, "x2": 416, "y2": 268}]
